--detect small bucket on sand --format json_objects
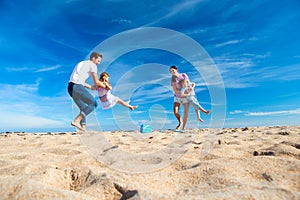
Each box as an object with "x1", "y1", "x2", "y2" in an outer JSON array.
[{"x1": 140, "y1": 124, "x2": 153, "y2": 133}]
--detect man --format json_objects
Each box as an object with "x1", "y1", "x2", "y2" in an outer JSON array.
[{"x1": 68, "y1": 51, "x2": 103, "y2": 131}]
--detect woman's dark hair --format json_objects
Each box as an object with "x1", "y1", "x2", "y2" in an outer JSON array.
[{"x1": 169, "y1": 65, "x2": 178, "y2": 71}]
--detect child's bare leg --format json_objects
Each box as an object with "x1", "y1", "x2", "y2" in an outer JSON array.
[
  {"x1": 198, "y1": 105, "x2": 211, "y2": 115},
  {"x1": 195, "y1": 109, "x2": 204, "y2": 122},
  {"x1": 117, "y1": 99, "x2": 138, "y2": 110}
]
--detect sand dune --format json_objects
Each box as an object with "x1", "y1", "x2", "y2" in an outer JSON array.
[{"x1": 0, "y1": 126, "x2": 299, "y2": 199}]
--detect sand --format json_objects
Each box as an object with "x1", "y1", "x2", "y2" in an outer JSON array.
[{"x1": 0, "y1": 126, "x2": 299, "y2": 199}]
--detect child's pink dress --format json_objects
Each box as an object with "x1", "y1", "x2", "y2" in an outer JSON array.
[{"x1": 97, "y1": 87, "x2": 119, "y2": 110}]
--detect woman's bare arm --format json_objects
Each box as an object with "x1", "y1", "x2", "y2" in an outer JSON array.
[{"x1": 172, "y1": 84, "x2": 181, "y2": 95}]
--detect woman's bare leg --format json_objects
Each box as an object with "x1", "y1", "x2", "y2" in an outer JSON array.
[
  {"x1": 182, "y1": 102, "x2": 190, "y2": 130},
  {"x1": 117, "y1": 99, "x2": 138, "y2": 110},
  {"x1": 173, "y1": 102, "x2": 182, "y2": 130}
]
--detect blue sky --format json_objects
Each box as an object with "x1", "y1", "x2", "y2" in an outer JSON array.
[{"x1": 0, "y1": 0, "x2": 299, "y2": 132}]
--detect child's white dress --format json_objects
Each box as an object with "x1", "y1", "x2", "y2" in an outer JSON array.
[
  {"x1": 180, "y1": 83, "x2": 202, "y2": 110},
  {"x1": 97, "y1": 87, "x2": 119, "y2": 110}
]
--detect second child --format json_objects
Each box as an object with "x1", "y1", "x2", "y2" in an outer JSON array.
[{"x1": 178, "y1": 79, "x2": 211, "y2": 122}]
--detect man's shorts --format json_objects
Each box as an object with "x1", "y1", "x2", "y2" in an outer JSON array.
[{"x1": 174, "y1": 96, "x2": 189, "y2": 104}]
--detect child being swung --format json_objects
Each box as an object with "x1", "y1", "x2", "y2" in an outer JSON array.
[{"x1": 97, "y1": 72, "x2": 138, "y2": 110}]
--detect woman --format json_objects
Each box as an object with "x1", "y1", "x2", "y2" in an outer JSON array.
[{"x1": 169, "y1": 65, "x2": 190, "y2": 131}]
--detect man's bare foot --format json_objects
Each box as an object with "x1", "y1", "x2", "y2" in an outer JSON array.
[
  {"x1": 129, "y1": 105, "x2": 138, "y2": 111},
  {"x1": 81, "y1": 124, "x2": 87, "y2": 131},
  {"x1": 71, "y1": 121, "x2": 84, "y2": 131},
  {"x1": 77, "y1": 129, "x2": 87, "y2": 134}
]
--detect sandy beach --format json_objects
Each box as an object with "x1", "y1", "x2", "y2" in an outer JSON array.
[{"x1": 0, "y1": 126, "x2": 299, "y2": 199}]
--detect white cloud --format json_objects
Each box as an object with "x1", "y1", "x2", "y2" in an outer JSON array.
[
  {"x1": 0, "y1": 83, "x2": 39, "y2": 99},
  {"x1": 111, "y1": 18, "x2": 132, "y2": 24},
  {"x1": 217, "y1": 60, "x2": 254, "y2": 70},
  {"x1": 248, "y1": 37, "x2": 258, "y2": 41},
  {"x1": 211, "y1": 56, "x2": 257, "y2": 88},
  {"x1": 35, "y1": 65, "x2": 61, "y2": 72},
  {"x1": 0, "y1": 83, "x2": 72, "y2": 131},
  {"x1": 229, "y1": 110, "x2": 245, "y2": 115},
  {"x1": 242, "y1": 52, "x2": 271, "y2": 59},
  {"x1": 246, "y1": 109, "x2": 300, "y2": 116},
  {"x1": 0, "y1": 110, "x2": 65, "y2": 131},
  {"x1": 163, "y1": 0, "x2": 204, "y2": 17},
  {"x1": 259, "y1": 64, "x2": 300, "y2": 81},
  {"x1": 5, "y1": 67, "x2": 32, "y2": 72},
  {"x1": 5, "y1": 65, "x2": 62, "y2": 73},
  {"x1": 211, "y1": 52, "x2": 300, "y2": 89},
  {"x1": 132, "y1": 85, "x2": 172, "y2": 105},
  {"x1": 230, "y1": 108, "x2": 300, "y2": 117},
  {"x1": 104, "y1": 63, "x2": 172, "y2": 104},
  {"x1": 215, "y1": 39, "x2": 244, "y2": 47},
  {"x1": 144, "y1": 0, "x2": 204, "y2": 26}
]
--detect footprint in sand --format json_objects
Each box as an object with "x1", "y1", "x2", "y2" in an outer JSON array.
[
  {"x1": 0, "y1": 164, "x2": 27, "y2": 175},
  {"x1": 113, "y1": 183, "x2": 138, "y2": 199},
  {"x1": 174, "y1": 162, "x2": 201, "y2": 171},
  {"x1": 281, "y1": 141, "x2": 300, "y2": 149},
  {"x1": 141, "y1": 157, "x2": 163, "y2": 164},
  {"x1": 47, "y1": 148, "x2": 81, "y2": 156},
  {"x1": 103, "y1": 145, "x2": 118, "y2": 153}
]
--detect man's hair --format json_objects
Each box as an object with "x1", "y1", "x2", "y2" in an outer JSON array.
[{"x1": 90, "y1": 51, "x2": 102, "y2": 60}]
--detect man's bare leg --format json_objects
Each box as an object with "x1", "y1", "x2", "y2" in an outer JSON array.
[
  {"x1": 71, "y1": 113, "x2": 84, "y2": 131},
  {"x1": 81, "y1": 124, "x2": 86, "y2": 131}
]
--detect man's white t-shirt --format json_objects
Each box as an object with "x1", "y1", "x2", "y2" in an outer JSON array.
[{"x1": 69, "y1": 60, "x2": 97, "y2": 85}]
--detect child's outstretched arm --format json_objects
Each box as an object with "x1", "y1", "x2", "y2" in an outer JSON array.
[
  {"x1": 105, "y1": 82, "x2": 112, "y2": 90},
  {"x1": 185, "y1": 82, "x2": 195, "y2": 93},
  {"x1": 181, "y1": 93, "x2": 189, "y2": 97},
  {"x1": 95, "y1": 81, "x2": 107, "y2": 89},
  {"x1": 190, "y1": 82, "x2": 195, "y2": 89},
  {"x1": 181, "y1": 88, "x2": 190, "y2": 97},
  {"x1": 91, "y1": 72, "x2": 107, "y2": 89}
]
